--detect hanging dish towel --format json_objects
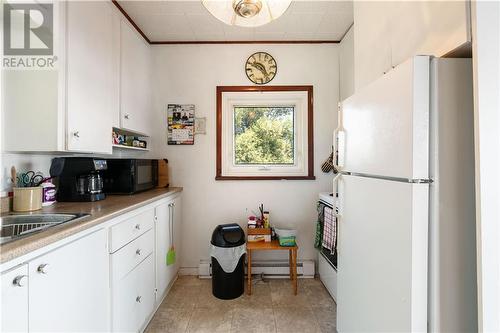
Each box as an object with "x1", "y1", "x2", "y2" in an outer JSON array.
[
  {"x1": 322, "y1": 206, "x2": 336, "y2": 251},
  {"x1": 210, "y1": 244, "x2": 247, "y2": 273},
  {"x1": 315, "y1": 202, "x2": 325, "y2": 249}
]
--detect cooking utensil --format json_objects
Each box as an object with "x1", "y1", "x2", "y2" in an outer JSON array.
[
  {"x1": 17, "y1": 171, "x2": 44, "y2": 187},
  {"x1": 11, "y1": 166, "x2": 17, "y2": 185}
]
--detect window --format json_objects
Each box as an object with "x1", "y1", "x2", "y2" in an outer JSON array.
[
  {"x1": 234, "y1": 106, "x2": 295, "y2": 165},
  {"x1": 216, "y1": 86, "x2": 314, "y2": 180}
]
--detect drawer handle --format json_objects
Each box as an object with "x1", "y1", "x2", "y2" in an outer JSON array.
[
  {"x1": 136, "y1": 296, "x2": 142, "y2": 303},
  {"x1": 135, "y1": 224, "x2": 141, "y2": 230},
  {"x1": 136, "y1": 248, "x2": 142, "y2": 256},
  {"x1": 13, "y1": 275, "x2": 28, "y2": 287},
  {"x1": 37, "y1": 264, "x2": 49, "y2": 274}
]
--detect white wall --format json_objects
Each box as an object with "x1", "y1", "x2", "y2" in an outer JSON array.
[
  {"x1": 151, "y1": 44, "x2": 339, "y2": 268},
  {"x1": 339, "y1": 25, "x2": 354, "y2": 101},
  {"x1": 471, "y1": 1, "x2": 500, "y2": 331}
]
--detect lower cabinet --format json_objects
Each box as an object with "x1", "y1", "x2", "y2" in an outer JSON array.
[
  {"x1": 0, "y1": 193, "x2": 182, "y2": 333},
  {"x1": 110, "y1": 220, "x2": 156, "y2": 332},
  {"x1": 111, "y1": 254, "x2": 155, "y2": 332},
  {"x1": 1, "y1": 264, "x2": 28, "y2": 332},
  {"x1": 155, "y1": 195, "x2": 182, "y2": 300},
  {"x1": 28, "y1": 229, "x2": 109, "y2": 332}
]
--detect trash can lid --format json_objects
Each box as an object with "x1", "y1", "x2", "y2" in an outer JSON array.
[{"x1": 211, "y1": 223, "x2": 245, "y2": 247}]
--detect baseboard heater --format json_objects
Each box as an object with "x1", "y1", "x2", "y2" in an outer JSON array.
[{"x1": 198, "y1": 259, "x2": 315, "y2": 279}]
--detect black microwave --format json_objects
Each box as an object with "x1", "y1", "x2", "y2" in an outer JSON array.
[{"x1": 103, "y1": 159, "x2": 158, "y2": 194}]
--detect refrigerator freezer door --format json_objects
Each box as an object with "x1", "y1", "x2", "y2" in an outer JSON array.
[
  {"x1": 340, "y1": 56, "x2": 430, "y2": 180},
  {"x1": 337, "y1": 175, "x2": 429, "y2": 332}
]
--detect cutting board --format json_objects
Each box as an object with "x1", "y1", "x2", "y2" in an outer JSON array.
[{"x1": 157, "y1": 159, "x2": 169, "y2": 188}]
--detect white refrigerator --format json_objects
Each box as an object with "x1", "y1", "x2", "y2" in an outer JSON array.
[{"x1": 335, "y1": 56, "x2": 477, "y2": 332}]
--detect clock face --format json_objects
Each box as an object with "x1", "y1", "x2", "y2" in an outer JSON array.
[{"x1": 245, "y1": 52, "x2": 277, "y2": 85}]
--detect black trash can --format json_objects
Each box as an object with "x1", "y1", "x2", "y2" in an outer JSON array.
[{"x1": 211, "y1": 223, "x2": 246, "y2": 300}]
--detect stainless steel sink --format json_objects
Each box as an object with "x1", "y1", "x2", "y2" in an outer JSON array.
[{"x1": 0, "y1": 213, "x2": 89, "y2": 244}]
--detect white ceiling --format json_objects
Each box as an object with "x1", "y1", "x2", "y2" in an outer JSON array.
[{"x1": 117, "y1": 1, "x2": 353, "y2": 42}]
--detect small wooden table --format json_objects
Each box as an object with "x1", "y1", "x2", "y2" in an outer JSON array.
[{"x1": 246, "y1": 239, "x2": 298, "y2": 295}]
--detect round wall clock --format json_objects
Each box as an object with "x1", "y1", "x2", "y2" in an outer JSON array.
[{"x1": 245, "y1": 52, "x2": 277, "y2": 85}]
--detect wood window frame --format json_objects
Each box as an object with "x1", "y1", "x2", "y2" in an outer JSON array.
[{"x1": 216, "y1": 85, "x2": 315, "y2": 180}]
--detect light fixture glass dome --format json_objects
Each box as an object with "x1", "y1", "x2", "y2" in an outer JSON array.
[{"x1": 201, "y1": 0, "x2": 292, "y2": 27}]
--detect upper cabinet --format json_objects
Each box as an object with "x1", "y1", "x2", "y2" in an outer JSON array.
[
  {"x1": 3, "y1": 1, "x2": 119, "y2": 154},
  {"x1": 354, "y1": 1, "x2": 471, "y2": 90},
  {"x1": 65, "y1": 1, "x2": 117, "y2": 153},
  {"x1": 2, "y1": 2, "x2": 152, "y2": 154},
  {"x1": 120, "y1": 21, "x2": 152, "y2": 136}
]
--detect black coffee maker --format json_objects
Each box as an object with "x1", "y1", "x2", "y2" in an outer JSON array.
[{"x1": 50, "y1": 157, "x2": 107, "y2": 202}]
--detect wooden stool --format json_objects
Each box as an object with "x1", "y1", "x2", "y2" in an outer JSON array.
[{"x1": 246, "y1": 240, "x2": 298, "y2": 295}]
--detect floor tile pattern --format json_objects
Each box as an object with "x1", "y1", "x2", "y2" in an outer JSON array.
[{"x1": 146, "y1": 276, "x2": 337, "y2": 333}]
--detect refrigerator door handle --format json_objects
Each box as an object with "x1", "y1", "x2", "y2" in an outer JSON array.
[
  {"x1": 334, "y1": 103, "x2": 346, "y2": 171},
  {"x1": 343, "y1": 171, "x2": 433, "y2": 184},
  {"x1": 333, "y1": 172, "x2": 343, "y2": 256}
]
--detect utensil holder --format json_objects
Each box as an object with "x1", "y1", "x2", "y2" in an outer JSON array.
[{"x1": 13, "y1": 187, "x2": 43, "y2": 212}]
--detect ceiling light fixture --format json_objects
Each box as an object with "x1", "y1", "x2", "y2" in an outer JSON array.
[{"x1": 201, "y1": 0, "x2": 292, "y2": 27}]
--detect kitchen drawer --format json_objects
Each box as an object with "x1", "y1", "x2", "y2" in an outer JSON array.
[
  {"x1": 111, "y1": 254, "x2": 155, "y2": 333},
  {"x1": 111, "y1": 229, "x2": 154, "y2": 281},
  {"x1": 109, "y1": 209, "x2": 154, "y2": 253}
]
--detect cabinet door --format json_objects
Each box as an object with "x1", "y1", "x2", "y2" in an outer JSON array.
[
  {"x1": 353, "y1": 1, "x2": 392, "y2": 90},
  {"x1": 390, "y1": 1, "x2": 471, "y2": 67},
  {"x1": 29, "y1": 229, "x2": 109, "y2": 332},
  {"x1": 66, "y1": 1, "x2": 114, "y2": 153},
  {"x1": 120, "y1": 20, "x2": 152, "y2": 135},
  {"x1": 1, "y1": 265, "x2": 28, "y2": 332},
  {"x1": 111, "y1": 6, "x2": 121, "y2": 129},
  {"x1": 171, "y1": 196, "x2": 182, "y2": 275},
  {"x1": 138, "y1": 255, "x2": 156, "y2": 329},
  {"x1": 155, "y1": 201, "x2": 172, "y2": 299},
  {"x1": 112, "y1": 254, "x2": 155, "y2": 333}
]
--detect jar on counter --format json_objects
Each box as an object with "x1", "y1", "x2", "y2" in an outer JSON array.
[{"x1": 41, "y1": 181, "x2": 56, "y2": 206}]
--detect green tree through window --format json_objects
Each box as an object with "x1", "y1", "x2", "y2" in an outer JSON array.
[{"x1": 234, "y1": 106, "x2": 294, "y2": 165}]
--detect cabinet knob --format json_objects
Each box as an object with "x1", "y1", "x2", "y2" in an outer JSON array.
[
  {"x1": 73, "y1": 131, "x2": 80, "y2": 138},
  {"x1": 136, "y1": 248, "x2": 142, "y2": 256},
  {"x1": 124, "y1": 114, "x2": 130, "y2": 120},
  {"x1": 37, "y1": 264, "x2": 49, "y2": 274},
  {"x1": 136, "y1": 296, "x2": 142, "y2": 303},
  {"x1": 13, "y1": 275, "x2": 28, "y2": 287},
  {"x1": 135, "y1": 224, "x2": 141, "y2": 230}
]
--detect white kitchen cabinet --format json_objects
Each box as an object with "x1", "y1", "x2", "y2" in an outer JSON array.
[
  {"x1": 3, "y1": 1, "x2": 119, "y2": 153},
  {"x1": 65, "y1": 1, "x2": 115, "y2": 153},
  {"x1": 155, "y1": 200, "x2": 172, "y2": 299},
  {"x1": 111, "y1": 254, "x2": 155, "y2": 333},
  {"x1": 29, "y1": 229, "x2": 109, "y2": 332},
  {"x1": 170, "y1": 196, "x2": 182, "y2": 280},
  {"x1": 354, "y1": 0, "x2": 471, "y2": 90},
  {"x1": 155, "y1": 195, "x2": 182, "y2": 300},
  {"x1": 1, "y1": 265, "x2": 28, "y2": 332},
  {"x1": 353, "y1": 1, "x2": 392, "y2": 92},
  {"x1": 120, "y1": 20, "x2": 152, "y2": 135},
  {"x1": 110, "y1": 209, "x2": 157, "y2": 333}
]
